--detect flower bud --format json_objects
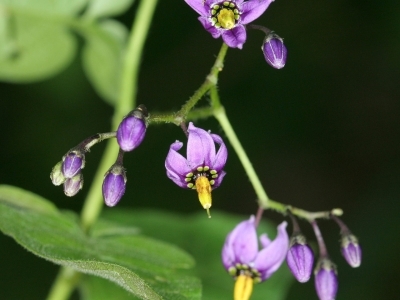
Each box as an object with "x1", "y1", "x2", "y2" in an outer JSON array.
[
  {"x1": 314, "y1": 258, "x2": 338, "y2": 300},
  {"x1": 117, "y1": 105, "x2": 148, "y2": 152},
  {"x1": 341, "y1": 234, "x2": 361, "y2": 268},
  {"x1": 62, "y1": 150, "x2": 85, "y2": 178},
  {"x1": 286, "y1": 234, "x2": 314, "y2": 283},
  {"x1": 50, "y1": 161, "x2": 66, "y2": 186},
  {"x1": 102, "y1": 165, "x2": 127, "y2": 207},
  {"x1": 63, "y1": 173, "x2": 83, "y2": 197},
  {"x1": 262, "y1": 33, "x2": 287, "y2": 69}
]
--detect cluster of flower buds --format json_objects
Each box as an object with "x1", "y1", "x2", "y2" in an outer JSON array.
[
  {"x1": 184, "y1": 0, "x2": 287, "y2": 69},
  {"x1": 50, "y1": 105, "x2": 149, "y2": 206},
  {"x1": 284, "y1": 213, "x2": 362, "y2": 300},
  {"x1": 221, "y1": 211, "x2": 361, "y2": 300}
]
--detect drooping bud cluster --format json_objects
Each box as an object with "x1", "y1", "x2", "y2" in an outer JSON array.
[{"x1": 50, "y1": 105, "x2": 148, "y2": 206}]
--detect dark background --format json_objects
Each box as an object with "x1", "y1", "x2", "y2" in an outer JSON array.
[{"x1": 0, "y1": 0, "x2": 399, "y2": 299}]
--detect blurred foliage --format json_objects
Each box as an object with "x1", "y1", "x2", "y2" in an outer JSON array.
[{"x1": 0, "y1": 0, "x2": 399, "y2": 299}]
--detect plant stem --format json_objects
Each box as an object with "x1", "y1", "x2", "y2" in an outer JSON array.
[{"x1": 47, "y1": 1, "x2": 159, "y2": 299}]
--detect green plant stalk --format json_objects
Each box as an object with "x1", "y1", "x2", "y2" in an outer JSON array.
[
  {"x1": 211, "y1": 88, "x2": 343, "y2": 221},
  {"x1": 47, "y1": 1, "x2": 159, "y2": 299}
]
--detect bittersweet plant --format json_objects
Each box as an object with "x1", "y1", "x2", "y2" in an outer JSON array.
[{"x1": 0, "y1": 1, "x2": 361, "y2": 300}]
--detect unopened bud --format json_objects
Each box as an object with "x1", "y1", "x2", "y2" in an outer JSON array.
[
  {"x1": 102, "y1": 165, "x2": 127, "y2": 207},
  {"x1": 64, "y1": 173, "x2": 83, "y2": 197},
  {"x1": 341, "y1": 234, "x2": 361, "y2": 268},
  {"x1": 117, "y1": 105, "x2": 148, "y2": 152},
  {"x1": 50, "y1": 161, "x2": 66, "y2": 186},
  {"x1": 286, "y1": 234, "x2": 314, "y2": 282},
  {"x1": 262, "y1": 33, "x2": 287, "y2": 69},
  {"x1": 62, "y1": 150, "x2": 85, "y2": 178},
  {"x1": 314, "y1": 258, "x2": 338, "y2": 300}
]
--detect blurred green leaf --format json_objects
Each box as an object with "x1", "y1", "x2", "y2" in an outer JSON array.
[
  {"x1": 102, "y1": 209, "x2": 294, "y2": 300},
  {"x1": 84, "y1": 0, "x2": 135, "y2": 19},
  {"x1": 82, "y1": 19, "x2": 127, "y2": 106},
  {"x1": 0, "y1": 11, "x2": 76, "y2": 82},
  {"x1": 0, "y1": 185, "x2": 201, "y2": 300},
  {"x1": 0, "y1": 0, "x2": 87, "y2": 15}
]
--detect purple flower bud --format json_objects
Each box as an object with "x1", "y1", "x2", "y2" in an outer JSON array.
[
  {"x1": 102, "y1": 165, "x2": 127, "y2": 207},
  {"x1": 341, "y1": 234, "x2": 361, "y2": 268},
  {"x1": 62, "y1": 150, "x2": 85, "y2": 178},
  {"x1": 63, "y1": 173, "x2": 83, "y2": 197},
  {"x1": 117, "y1": 105, "x2": 148, "y2": 152},
  {"x1": 262, "y1": 33, "x2": 287, "y2": 69},
  {"x1": 50, "y1": 161, "x2": 66, "y2": 186},
  {"x1": 314, "y1": 258, "x2": 338, "y2": 300},
  {"x1": 286, "y1": 234, "x2": 314, "y2": 283}
]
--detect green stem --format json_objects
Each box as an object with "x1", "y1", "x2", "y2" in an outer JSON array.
[{"x1": 47, "y1": 1, "x2": 159, "y2": 299}]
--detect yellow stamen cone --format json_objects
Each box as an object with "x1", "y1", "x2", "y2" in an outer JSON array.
[
  {"x1": 195, "y1": 176, "x2": 212, "y2": 218},
  {"x1": 234, "y1": 275, "x2": 253, "y2": 300},
  {"x1": 218, "y1": 9, "x2": 235, "y2": 29}
]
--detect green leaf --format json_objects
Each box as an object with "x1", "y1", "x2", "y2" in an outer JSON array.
[
  {"x1": 80, "y1": 276, "x2": 139, "y2": 300},
  {"x1": 84, "y1": 0, "x2": 135, "y2": 19},
  {"x1": 0, "y1": 12, "x2": 76, "y2": 82},
  {"x1": 0, "y1": 0, "x2": 87, "y2": 15},
  {"x1": 82, "y1": 20, "x2": 127, "y2": 106},
  {"x1": 0, "y1": 185, "x2": 201, "y2": 300},
  {"x1": 102, "y1": 209, "x2": 294, "y2": 300}
]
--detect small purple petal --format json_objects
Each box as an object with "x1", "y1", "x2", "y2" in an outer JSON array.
[
  {"x1": 117, "y1": 114, "x2": 146, "y2": 152},
  {"x1": 223, "y1": 216, "x2": 259, "y2": 267},
  {"x1": 62, "y1": 151, "x2": 84, "y2": 178},
  {"x1": 198, "y1": 16, "x2": 222, "y2": 39},
  {"x1": 240, "y1": 0, "x2": 274, "y2": 25},
  {"x1": 222, "y1": 231, "x2": 236, "y2": 270},
  {"x1": 211, "y1": 170, "x2": 226, "y2": 189},
  {"x1": 184, "y1": 0, "x2": 209, "y2": 16},
  {"x1": 64, "y1": 174, "x2": 83, "y2": 197},
  {"x1": 165, "y1": 141, "x2": 191, "y2": 175},
  {"x1": 287, "y1": 242, "x2": 314, "y2": 283},
  {"x1": 210, "y1": 133, "x2": 228, "y2": 172},
  {"x1": 314, "y1": 260, "x2": 338, "y2": 300},
  {"x1": 187, "y1": 123, "x2": 216, "y2": 168},
  {"x1": 221, "y1": 25, "x2": 247, "y2": 49},
  {"x1": 341, "y1": 235, "x2": 361, "y2": 268},
  {"x1": 102, "y1": 166, "x2": 126, "y2": 207},
  {"x1": 253, "y1": 221, "x2": 289, "y2": 280},
  {"x1": 263, "y1": 33, "x2": 287, "y2": 69}
]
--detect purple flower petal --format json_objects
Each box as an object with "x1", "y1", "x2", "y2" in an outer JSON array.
[
  {"x1": 187, "y1": 123, "x2": 216, "y2": 168},
  {"x1": 221, "y1": 25, "x2": 246, "y2": 49},
  {"x1": 240, "y1": 0, "x2": 274, "y2": 25},
  {"x1": 166, "y1": 169, "x2": 188, "y2": 189},
  {"x1": 184, "y1": 0, "x2": 208, "y2": 16},
  {"x1": 212, "y1": 170, "x2": 226, "y2": 189},
  {"x1": 253, "y1": 221, "x2": 289, "y2": 280},
  {"x1": 229, "y1": 216, "x2": 258, "y2": 265},
  {"x1": 210, "y1": 133, "x2": 228, "y2": 172},
  {"x1": 315, "y1": 262, "x2": 338, "y2": 300},
  {"x1": 198, "y1": 16, "x2": 222, "y2": 39},
  {"x1": 165, "y1": 141, "x2": 192, "y2": 176},
  {"x1": 222, "y1": 231, "x2": 236, "y2": 270},
  {"x1": 287, "y1": 243, "x2": 314, "y2": 283}
]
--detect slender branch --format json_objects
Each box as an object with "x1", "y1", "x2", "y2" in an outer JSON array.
[{"x1": 47, "y1": 1, "x2": 159, "y2": 299}]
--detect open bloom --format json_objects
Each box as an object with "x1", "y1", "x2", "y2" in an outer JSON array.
[
  {"x1": 222, "y1": 216, "x2": 289, "y2": 300},
  {"x1": 185, "y1": 0, "x2": 275, "y2": 49},
  {"x1": 165, "y1": 122, "x2": 227, "y2": 217}
]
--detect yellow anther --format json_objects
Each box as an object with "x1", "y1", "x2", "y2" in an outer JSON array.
[
  {"x1": 195, "y1": 176, "x2": 212, "y2": 218},
  {"x1": 217, "y1": 9, "x2": 235, "y2": 29},
  {"x1": 234, "y1": 275, "x2": 253, "y2": 300}
]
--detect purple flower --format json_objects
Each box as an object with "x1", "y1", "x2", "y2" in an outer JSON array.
[
  {"x1": 262, "y1": 32, "x2": 287, "y2": 69},
  {"x1": 341, "y1": 234, "x2": 361, "y2": 268},
  {"x1": 102, "y1": 164, "x2": 127, "y2": 207},
  {"x1": 185, "y1": 0, "x2": 275, "y2": 49},
  {"x1": 314, "y1": 258, "x2": 338, "y2": 300},
  {"x1": 62, "y1": 150, "x2": 85, "y2": 178},
  {"x1": 222, "y1": 216, "x2": 289, "y2": 298},
  {"x1": 286, "y1": 234, "x2": 314, "y2": 283},
  {"x1": 165, "y1": 122, "x2": 227, "y2": 216},
  {"x1": 117, "y1": 105, "x2": 148, "y2": 152}
]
